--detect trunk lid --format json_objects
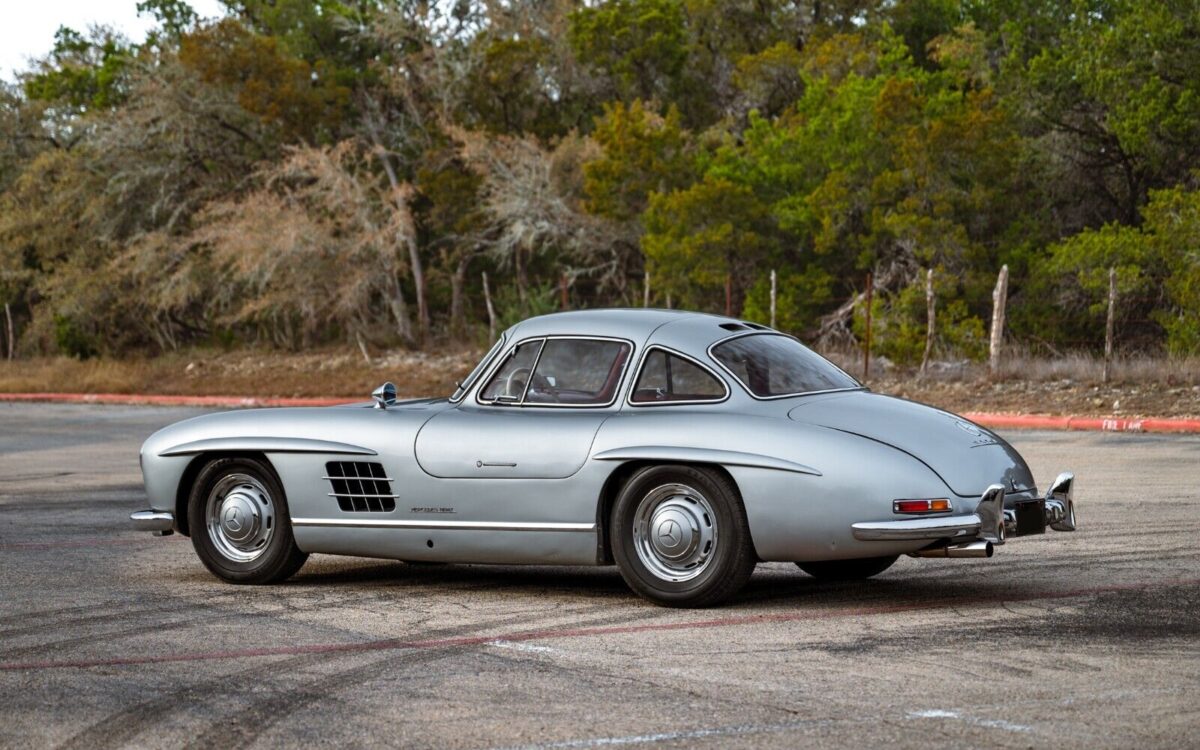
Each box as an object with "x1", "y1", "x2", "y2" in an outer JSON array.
[{"x1": 788, "y1": 391, "x2": 1034, "y2": 497}]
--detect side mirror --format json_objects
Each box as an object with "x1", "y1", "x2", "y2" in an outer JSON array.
[{"x1": 372, "y1": 382, "x2": 397, "y2": 410}]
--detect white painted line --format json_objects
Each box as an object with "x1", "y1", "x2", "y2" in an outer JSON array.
[
  {"x1": 482, "y1": 719, "x2": 829, "y2": 750},
  {"x1": 907, "y1": 709, "x2": 1032, "y2": 733},
  {"x1": 487, "y1": 640, "x2": 561, "y2": 655}
]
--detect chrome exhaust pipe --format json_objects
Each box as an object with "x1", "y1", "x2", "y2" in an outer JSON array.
[{"x1": 910, "y1": 540, "x2": 994, "y2": 558}]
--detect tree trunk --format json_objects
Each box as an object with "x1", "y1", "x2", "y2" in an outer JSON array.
[
  {"x1": 356, "y1": 331, "x2": 372, "y2": 365},
  {"x1": 643, "y1": 270, "x2": 650, "y2": 308},
  {"x1": 514, "y1": 247, "x2": 528, "y2": 303},
  {"x1": 5, "y1": 302, "x2": 15, "y2": 360},
  {"x1": 862, "y1": 272, "x2": 873, "y2": 380},
  {"x1": 725, "y1": 271, "x2": 733, "y2": 317},
  {"x1": 989, "y1": 265, "x2": 1009, "y2": 377},
  {"x1": 920, "y1": 268, "x2": 935, "y2": 377},
  {"x1": 482, "y1": 271, "x2": 497, "y2": 341},
  {"x1": 1104, "y1": 266, "x2": 1116, "y2": 384},
  {"x1": 450, "y1": 255, "x2": 470, "y2": 339},
  {"x1": 389, "y1": 278, "x2": 413, "y2": 344},
  {"x1": 559, "y1": 271, "x2": 569, "y2": 310},
  {"x1": 369, "y1": 127, "x2": 429, "y2": 341}
]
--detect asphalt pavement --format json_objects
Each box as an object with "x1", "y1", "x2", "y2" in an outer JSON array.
[{"x1": 0, "y1": 402, "x2": 1197, "y2": 748}]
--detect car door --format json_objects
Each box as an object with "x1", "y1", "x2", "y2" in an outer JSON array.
[{"x1": 414, "y1": 337, "x2": 632, "y2": 480}]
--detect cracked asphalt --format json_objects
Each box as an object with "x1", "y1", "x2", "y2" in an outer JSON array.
[{"x1": 0, "y1": 402, "x2": 1197, "y2": 748}]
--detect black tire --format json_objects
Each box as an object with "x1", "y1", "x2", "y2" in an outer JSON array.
[
  {"x1": 795, "y1": 555, "x2": 898, "y2": 581},
  {"x1": 187, "y1": 457, "x2": 308, "y2": 584},
  {"x1": 610, "y1": 464, "x2": 756, "y2": 607}
]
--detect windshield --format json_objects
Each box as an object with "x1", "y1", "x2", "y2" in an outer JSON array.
[
  {"x1": 710, "y1": 333, "x2": 859, "y2": 398},
  {"x1": 451, "y1": 335, "x2": 506, "y2": 401}
]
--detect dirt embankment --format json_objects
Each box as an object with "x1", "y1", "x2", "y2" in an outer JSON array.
[{"x1": 1, "y1": 348, "x2": 1198, "y2": 418}]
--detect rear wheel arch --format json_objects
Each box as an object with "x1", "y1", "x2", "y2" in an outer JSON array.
[{"x1": 596, "y1": 460, "x2": 751, "y2": 565}]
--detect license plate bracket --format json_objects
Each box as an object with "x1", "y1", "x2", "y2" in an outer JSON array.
[{"x1": 1013, "y1": 499, "x2": 1046, "y2": 536}]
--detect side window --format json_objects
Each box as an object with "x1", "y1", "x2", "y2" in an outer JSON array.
[
  {"x1": 632, "y1": 349, "x2": 726, "y2": 403},
  {"x1": 525, "y1": 339, "x2": 631, "y2": 406},
  {"x1": 478, "y1": 340, "x2": 543, "y2": 402}
]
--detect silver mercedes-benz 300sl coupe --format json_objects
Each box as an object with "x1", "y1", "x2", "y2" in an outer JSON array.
[{"x1": 132, "y1": 309, "x2": 1076, "y2": 607}]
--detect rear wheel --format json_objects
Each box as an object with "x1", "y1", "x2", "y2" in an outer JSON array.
[
  {"x1": 188, "y1": 457, "x2": 308, "y2": 584},
  {"x1": 611, "y1": 465, "x2": 755, "y2": 607},
  {"x1": 795, "y1": 555, "x2": 898, "y2": 581}
]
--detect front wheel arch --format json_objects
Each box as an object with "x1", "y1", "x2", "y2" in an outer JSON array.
[{"x1": 174, "y1": 451, "x2": 274, "y2": 537}]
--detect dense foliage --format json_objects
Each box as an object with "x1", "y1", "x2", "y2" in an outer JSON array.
[{"x1": 1, "y1": 0, "x2": 1198, "y2": 360}]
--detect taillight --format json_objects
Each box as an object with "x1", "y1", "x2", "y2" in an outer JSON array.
[{"x1": 893, "y1": 498, "x2": 952, "y2": 514}]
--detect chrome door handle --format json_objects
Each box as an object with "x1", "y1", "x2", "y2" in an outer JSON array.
[{"x1": 476, "y1": 461, "x2": 517, "y2": 468}]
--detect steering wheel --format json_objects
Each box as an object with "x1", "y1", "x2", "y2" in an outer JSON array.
[
  {"x1": 503, "y1": 367, "x2": 531, "y2": 399},
  {"x1": 502, "y1": 367, "x2": 555, "y2": 401}
]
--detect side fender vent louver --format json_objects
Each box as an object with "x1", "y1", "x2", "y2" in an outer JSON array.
[{"x1": 325, "y1": 461, "x2": 396, "y2": 512}]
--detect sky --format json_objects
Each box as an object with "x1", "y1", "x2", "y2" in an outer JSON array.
[{"x1": 1, "y1": 0, "x2": 227, "y2": 82}]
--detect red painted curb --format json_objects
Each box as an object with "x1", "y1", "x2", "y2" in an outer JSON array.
[
  {"x1": 0, "y1": 393, "x2": 1197, "y2": 433},
  {"x1": 0, "y1": 392, "x2": 352, "y2": 408},
  {"x1": 963, "y1": 412, "x2": 1200, "y2": 434}
]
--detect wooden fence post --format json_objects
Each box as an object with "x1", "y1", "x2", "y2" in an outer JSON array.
[
  {"x1": 643, "y1": 270, "x2": 650, "y2": 308},
  {"x1": 1104, "y1": 266, "x2": 1116, "y2": 384},
  {"x1": 863, "y1": 272, "x2": 873, "y2": 380},
  {"x1": 769, "y1": 270, "x2": 777, "y2": 329},
  {"x1": 559, "y1": 271, "x2": 569, "y2": 310},
  {"x1": 989, "y1": 264, "x2": 1008, "y2": 376},
  {"x1": 482, "y1": 271, "x2": 497, "y2": 341},
  {"x1": 920, "y1": 268, "x2": 935, "y2": 376}
]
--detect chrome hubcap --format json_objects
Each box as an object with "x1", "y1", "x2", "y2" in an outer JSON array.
[
  {"x1": 206, "y1": 474, "x2": 275, "y2": 563},
  {"x1": 632, "y1": 483, "x2": 716, "y2": 582}
]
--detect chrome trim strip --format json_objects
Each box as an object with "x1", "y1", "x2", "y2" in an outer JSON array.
[
  {"x1": 322, "y1": 476, "x2": 394, "y2": 482},
  {"x1": 130, "y1": 510, "x2": 174, "y2": 532},
  {"x1": 705, "y1": 331, "x2": 863, "y2": 402},
  {"x1": 625, "y1": 344, "x2": 731, "y2": 408},
  {"x1": 160, "y1": 437, "x2": 376, "y2": 457},
  {"x1": 326, "y1": 493, "x2": 399, "y2": 499},
  {"x1": 591, "y1": 446, "x2": 821, "y2": 476},
  {"x1": 292, "y1": 518, "x2": 596, "y2": 532}
]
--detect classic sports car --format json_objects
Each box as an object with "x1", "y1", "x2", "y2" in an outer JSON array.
[{"x1": 132, "y1": 309, "x2": 1077, "y2": 607}]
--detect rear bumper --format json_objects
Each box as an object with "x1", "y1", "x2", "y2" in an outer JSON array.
[
  {"x1": 851, "y1": 472, "x2": 1076, "y2": 545},
  {"x1": 131, "y1": 510, "x2": 175, "y2": 535}
]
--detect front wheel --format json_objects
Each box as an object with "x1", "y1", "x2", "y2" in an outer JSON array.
[
  {"x1": 795, "y1": 555, "x2": 898, "y2": 581},
  {"x1": 188, "y1": 457, "x2": 308, "y2": 584},
  {"x1": 611, "y1": 465, "x2": 756, "y2": 607}
]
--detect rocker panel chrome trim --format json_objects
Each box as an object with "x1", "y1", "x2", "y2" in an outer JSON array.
[{"x1": 292, "y1": 518, "x2": 596, "y2": 532}]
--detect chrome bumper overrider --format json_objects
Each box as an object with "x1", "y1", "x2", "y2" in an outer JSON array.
[
  {"x1": 851, "y1": 472, "x2": 1076, "y2": 547},
  {"x1": 131, "y1": 510, "x2": 175, "y2": 535}
]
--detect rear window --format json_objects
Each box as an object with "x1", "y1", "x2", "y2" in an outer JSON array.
[{"x1": 711, "y1": 334, "x2": 859, "y2": 398}]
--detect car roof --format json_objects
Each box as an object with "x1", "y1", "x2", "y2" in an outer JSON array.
[{"x1": 508, "y1": 308, "x2": 775, "y2": 356}]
